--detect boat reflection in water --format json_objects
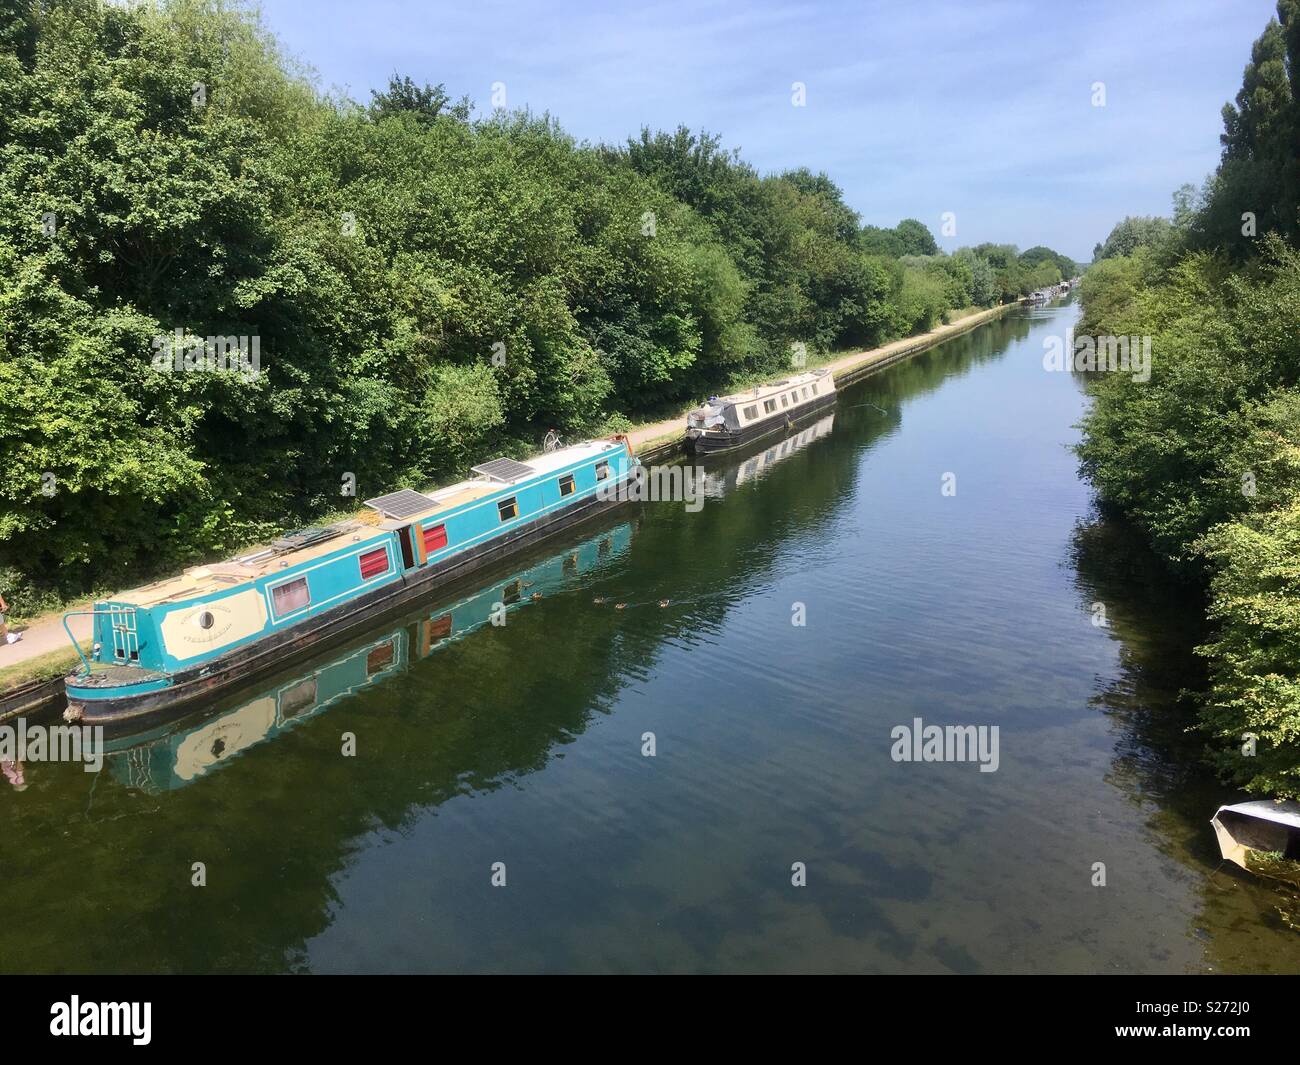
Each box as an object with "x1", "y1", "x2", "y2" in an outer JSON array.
[
  {"x1": 700, "y1": 412, "x2": 835, "y2": 500},
  {"x1": 108, "y1": 521, "x2": 634, "y2": 792}
]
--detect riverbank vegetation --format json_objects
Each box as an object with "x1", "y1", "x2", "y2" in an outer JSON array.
[
  {"x1": 0, "y1": 0, "x2": 1076, "y2": 614},
  {"x1": 1076, "y1": 1, "x2": 1300, "y2": 797}
]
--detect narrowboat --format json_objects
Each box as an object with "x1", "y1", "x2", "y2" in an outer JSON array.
[
  {"x1": 684, "y1": 368, "x2": 836, "y2": 455},
  {"x1": 107, "y1": 521, "x2": 633, "y2": 785},
  {"x1": 63, "y1": 437, "x2": 636, "y2": 726},
  {"x1": 1212, "y1": 800, "x2": 1300, "y2": 887}
]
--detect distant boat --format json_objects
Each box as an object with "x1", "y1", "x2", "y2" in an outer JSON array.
[
  {"x1": 63, "y1": 437, "x2": 636, "y2": 726},
  {"x1": 1211, "y1": 800, "x2": 1300, "y2": 886},
  {"x1": 684, "y1": 368, "x2": 836, "y2": 455}
]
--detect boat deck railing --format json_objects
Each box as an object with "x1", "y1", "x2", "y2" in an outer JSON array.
[{"x1": 62, "y1": 605, "x2": 139, "y2": 675}]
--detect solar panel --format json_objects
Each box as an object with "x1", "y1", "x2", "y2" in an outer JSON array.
[
  {"x1": 471, "y1": 457, "x2": 537, "y2": 483},
  {"x1": 364, "y1": 489, "x2": 435, "y2": 520}
]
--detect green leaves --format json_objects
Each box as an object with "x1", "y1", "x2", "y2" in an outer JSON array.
[
  {"x1": 0, "y1": 0, "x2": 1045, "y2": 613},
  {"x1": 1079, "y1": 219, "x2": 1300, "y2": 794},
  {"x1": 1075, "y1": 7, "x2": 1298, "y2": 792}
]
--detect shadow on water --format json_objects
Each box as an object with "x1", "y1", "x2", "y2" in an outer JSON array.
[{"x1": 1070, "y1": 496, "x2": 1300, "y2": 971}]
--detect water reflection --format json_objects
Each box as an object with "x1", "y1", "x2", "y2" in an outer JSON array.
[
  {"x1": 701, "y1": 413, "x2": 836, "y2": 499},
  {"x1": 1070, "y1": 514, "x2": 1300, "y2": 971},
  {"x1": 7, "y1": 301, "x2": 1298, "y2": 974},
  {"x1": 108, "y1": 522, "x2": 636, "y2": 792}
]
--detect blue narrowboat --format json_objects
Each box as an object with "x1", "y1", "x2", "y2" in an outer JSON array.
[
  {"x1": 63, "y1": 437, "x2": 635, "y2": 726},
  {"x1": 105, "y1": 521, "x2": 634, "y2": 785}
]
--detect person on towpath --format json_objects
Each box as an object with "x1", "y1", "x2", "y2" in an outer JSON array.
[{"x1": 0, "y1": 592, "x2": 23, "y2": 645}]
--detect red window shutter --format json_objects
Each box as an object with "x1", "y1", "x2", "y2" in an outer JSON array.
[
  {"x1": 423, "y1": 524, "x2": 448, "y2": 553},
  {"x1": 359, "y1": 547, "x2": 390, "y2": 580}
]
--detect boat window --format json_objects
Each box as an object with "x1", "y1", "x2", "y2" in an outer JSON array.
[
  {"x1": 780, "y1": 394, "x2": 789, "y2": 408},
  {"x1": 811, "y1": 383, "x2": 818, "y2": 395},
  {"x1": 422, "y1": 523, "x2": 448, "y2": 554},
  {"x1": 359, "y1": 547, "x2": 390, "y2": 580},
  {"x1": 595, "y1": 461, "x2": 609, "y2": 481},
  {"x1": 271, "y1": 576, "x2": 310, "y2": 618},
  {"x1": 559, "y1": 473, "x2": 576, "y2": 497},
  {"x1": 498, "y1": 496, "x2": 518, "y2": 522},
  {"x1": 743, "y1": 405, "x2": 758, "y2": 420},
  {"x1": 803, "y1": 388, "x2": 810, "y2": 399},
  {"x1": 763, "y1": 399, "x2": 777, "y2": 414}
]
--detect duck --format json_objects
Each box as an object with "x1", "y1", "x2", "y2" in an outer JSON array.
[
  {"x1": 658, "y1": 599, "x2": 670, "y2": 608},
  {"x1": 614, "y1": 603, "x2": 627, "y2": 611},
  {"x1": 593, "y1": 596, "x2": 607, "y2": 605}
]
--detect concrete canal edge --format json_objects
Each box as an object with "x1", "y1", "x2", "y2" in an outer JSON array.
[
  {"x1": 0, "y1": 676, "x2": 65, "y2": 726},
  {"x1": 636, "y1": 302, "x2": 1016, "y2": 466},
  {"x1": 828, "y1": 303, "x2": 1012, "y2": 389}
]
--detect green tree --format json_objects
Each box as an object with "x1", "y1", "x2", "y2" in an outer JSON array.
[{"x1": 894, "y1": 218, "x2": 939, "y2": 256}]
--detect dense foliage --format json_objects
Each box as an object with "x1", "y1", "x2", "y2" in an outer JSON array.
[
  {"x1": 1077, "y1": 0, "x2": 1300, "y2": 796},
  {"x1": 0, "y1": 0, "x2": 1072, "y2": 610}
]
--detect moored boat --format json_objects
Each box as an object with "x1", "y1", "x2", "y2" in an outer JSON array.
[
  {"x1": 106, "y1": 520, "x2": 634, "y2": 782},
  {"x1": 1211, "y1": 800, "x2": 1300, "y2": 886},
  {"x1": 684, "y1": 368, "x2": 836, "y2": 455},
  {"x1": 63, "y1": 437, "x2": 635, "y2": 726}
]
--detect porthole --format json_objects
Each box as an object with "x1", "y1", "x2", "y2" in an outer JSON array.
[{"x1": 197, "y1": 610, "x2": 215, "y2": 630}]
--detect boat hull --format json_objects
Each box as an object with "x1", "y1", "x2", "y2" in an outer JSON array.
[
  {"x1": 685, "y1": 391, "x2": 838, "y2": 455},
  {"x1": 65, "y1": 482, "x2": 633, "y2": 730}
]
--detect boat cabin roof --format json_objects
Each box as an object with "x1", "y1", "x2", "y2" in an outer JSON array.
[
  {"x1": 111, "y1": 438, "x2": 625, "y2": 608},
  {"x1": 697, "y1": 369, "x2": 831, "y2": 412}
]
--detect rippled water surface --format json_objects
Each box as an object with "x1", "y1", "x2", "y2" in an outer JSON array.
[{"x1": 6, "y1": 299, "x2": 1298, "y2": 973}]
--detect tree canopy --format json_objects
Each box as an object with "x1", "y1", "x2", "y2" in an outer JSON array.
[
  {"x1": 1076, "y1": 1, "x2": 1300, "y2": 797},
  {"x1": 0, "y1": 0, "x2": 1071, "y2": 611}
]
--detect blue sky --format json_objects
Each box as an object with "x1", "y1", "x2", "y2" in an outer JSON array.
[{"x1": 260, "y1": 0, "x2": 1278, "y2": 262}]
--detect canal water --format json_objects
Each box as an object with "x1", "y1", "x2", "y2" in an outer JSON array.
[{"x1": 5, "y1": 300, "x2": 1299, "y2": 974}]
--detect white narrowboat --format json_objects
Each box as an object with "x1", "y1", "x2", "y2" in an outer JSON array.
[{"x1": 684, "y1": 368, "x2": 837, "y2": 455}]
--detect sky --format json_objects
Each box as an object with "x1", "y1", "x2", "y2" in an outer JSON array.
[{"x1": 259, "y1": 0, "x2": 1280, "y2": 263}]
